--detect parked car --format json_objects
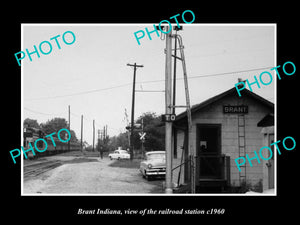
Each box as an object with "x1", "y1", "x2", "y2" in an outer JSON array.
[
  {"x1": 108, "y1": 149, "x2": 130, "y2": 160},
  {"x1": 140, "y1": 151, "x2": 166, "y2": 180}
]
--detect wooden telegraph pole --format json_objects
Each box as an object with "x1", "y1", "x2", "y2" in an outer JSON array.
[
  {"x1": 165, "y1": 28, "x2": 173, "y2": 194},
  {"x1": 162, "y1": 26, "x2": 194, "y2": 193},
  {"x1": 127, "y1": 63, "x2": 143, "y2": 160},
  {"x1": 93, "y1": 120, "x2": 95, "y2": 151},
  {"x1": 68, "y1": 105, "x2": 70, "y2": 152},
  {"x1": 81, "y1": 115, "x2": 83, "y2": 152}
]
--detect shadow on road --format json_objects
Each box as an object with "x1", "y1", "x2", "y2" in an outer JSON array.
[
  {"x1": 63, "y1": 158, "x2": 99, "y2": 164},
  {"x1": 108, "y1": 159, "x2": 141, "y2": 169}
]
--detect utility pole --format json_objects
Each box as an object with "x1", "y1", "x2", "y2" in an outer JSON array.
[
  {"x1": 165, "y1": 28, "x2": 173, "y2": 194},
  {"x1": 141, "y1": 118, "x2": 144, "y2": 157},
  {"x1": 103, "y1": 125, "x2": 106, "y2": 146},
  {"x1": 176, "y1": 34, "x2": 195, "y2": 193},
  {"x1": 124, "y1": 108, "x2": 130, "y2": 147},
  {"x1": 81, "y1": 115, "x2": 83, "y2": 152},
  {"x1": 97, "y1": 129, "x2": 100, "y2": 146},
  {"x1": 172, "y1": 31, "x2": 178, "y2": 115},
  {"x1": 98, "y1": 129, "x2": 101, "y2": 157},
  {"x1": 105, "y1": 125, "x2": 108, "y2": 143},
  {"x1": 105, "y1": 125, "x2": 108, "y2": 139},
  {"x1": 93, "y1": 120, "x2": 95, "y2": 151},
  {"x1": 172, "y1": 27, "x2": 180, "y2": 159},
  {"x1": 68, "y1": 105, "x2": 70, "y2": 152},
  {"x1": 127, "y1": 63, "x2": 144, "y2": 160}
]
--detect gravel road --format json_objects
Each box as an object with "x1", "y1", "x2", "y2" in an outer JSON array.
[{"x1": 23, "y1": 156, "x2": 164, "y2": 195}]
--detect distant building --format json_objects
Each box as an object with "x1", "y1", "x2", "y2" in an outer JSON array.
[{"x1": 172, "y1": 87, "x2": 274, "y2": 193}]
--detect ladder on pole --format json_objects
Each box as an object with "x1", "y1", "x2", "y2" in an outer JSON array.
[
  {"x1": 173, "y1": 34, "x2": 195, "y2": 193},
  {"x1": 238, "y1": 114, "x2": 246, "y2": 185}
]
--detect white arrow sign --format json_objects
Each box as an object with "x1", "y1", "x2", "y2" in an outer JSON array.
[{"x1": 139, "y1": 132, "x2": 146, "y2": 140}]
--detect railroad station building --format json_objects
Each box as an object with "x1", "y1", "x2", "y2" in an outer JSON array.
[{"x1": 172, "y1": 86, "x2": 274, "y2": 193}]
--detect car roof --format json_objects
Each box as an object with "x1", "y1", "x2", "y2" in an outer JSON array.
[{"x1": 146, "y1": 151, "x2": 165, "y2": 155}]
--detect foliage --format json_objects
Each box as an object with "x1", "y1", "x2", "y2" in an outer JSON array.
[
  {"x1": 24, "y1": 118, "x2": 39, "y2": 128},
  {"x1": 40, "y1": 117, "x2": 78, "y2": 142},
  {"x1": 24, "y1": 117, "x2": 78, "y2": 142},
  {"x1": 107, "y1": 132, "x2": 130, "y2": 152},
  {"x1": 40, "y1": 117, "x2": 68, "y2": 133},
  {"x1": 135, "y1": 112, "x2": 165, "y2": 151},
  {"x1": 108, "y1": 112, "x2": 165, "y2": 153}
]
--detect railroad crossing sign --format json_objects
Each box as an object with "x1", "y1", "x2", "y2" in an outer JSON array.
[{"x1": 139, "y1": 132, "x2": 146, "y2": 140}]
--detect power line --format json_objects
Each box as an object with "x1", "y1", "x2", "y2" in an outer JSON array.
[
  {"x1": 189, "y1": 66, "x2": 273, "y2": 79},
  {"x1": 24, "y1": 107, "x2": 65, "y2": 116},
  {"x1": 70, "y1": 112, "x2": 80, "y2": 118},
  {"x1": 25, "y1": 82, "x2": 132, "y2": 101},
  {"x1": 24, "y1": 66, "x2": 273, "y2": 101},
  {"x1": 136, "y1": 66, "x2": 273, "y2": 84}
]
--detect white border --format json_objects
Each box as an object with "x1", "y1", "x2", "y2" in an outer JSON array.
[{"x1": 21, "y1": 23, "x2": 277, "y2": 196}]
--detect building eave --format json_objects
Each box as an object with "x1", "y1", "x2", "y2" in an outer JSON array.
[{"x1": 175, "y1": 87, "x2": 274, "y2": 122}]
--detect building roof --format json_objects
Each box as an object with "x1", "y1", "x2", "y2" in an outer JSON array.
[
  {"x1": 257, "y1": 113, "x2": 274, "y2": 127},
  {"x1": 176, "y1": 87, "x2": 274, "y2": 122}
]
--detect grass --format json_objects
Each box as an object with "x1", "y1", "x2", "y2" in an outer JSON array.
[{"x1": 108, "y1": 159, "x2": 141, "y2": 169}]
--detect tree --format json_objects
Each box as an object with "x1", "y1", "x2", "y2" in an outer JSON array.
[
  {"x1": 40, "y1": 117, "x2": 68, "y2": 133},
  {"x1": 23, "y1": 117, "x2": 78, "y2": 142},
  {"x1": 106, "y1": 132, "x2": 129, "y2": 152},
  {"x1": 106, "y1": 112, "x2": 165, "y2": 153},
  {"x1": 40, "y1": 117, "x2": 78, "y2": 142},
  {"x1": 134, "y1": 112, "x2": 165, "y2": 151},
  {"x1": 24, "y1": 118, "x2": 40, "y2": 129}
]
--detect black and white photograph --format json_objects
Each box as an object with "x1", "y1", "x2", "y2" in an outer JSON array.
[
  {"x1": 21, "y1": 24, "x2": 276, "y2": 195},
  {"x1": 4, "y1": 5, "x2": 298, "y2": 221}
]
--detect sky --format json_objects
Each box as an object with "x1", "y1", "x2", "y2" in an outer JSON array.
[{"x1": 22, "y1": 24, "x2": 275, "y2": 145}]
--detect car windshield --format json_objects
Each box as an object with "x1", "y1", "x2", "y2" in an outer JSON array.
[{"x1": 146, "y1": 153, "x2": 165, "y2": 160}]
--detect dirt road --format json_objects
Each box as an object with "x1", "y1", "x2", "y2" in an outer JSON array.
[{"x1": 23, "y1": 156, "x2": 164, "y2": 194}]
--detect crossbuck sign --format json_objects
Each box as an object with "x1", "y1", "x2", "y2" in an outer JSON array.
[{"x1": 139, "y1": 132, "x2": 146, "y2": 140}]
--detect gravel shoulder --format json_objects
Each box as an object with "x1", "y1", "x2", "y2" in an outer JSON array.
[{"x1": 23, "y1": 156, "x2": 164, "y2": 195}]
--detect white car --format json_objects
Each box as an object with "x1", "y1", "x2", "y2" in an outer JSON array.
[
  {"x1": 108, "y1": 150, "x2": 130, "y2": 160},
  {"x1": 140, "y1": 151, "x2": 166, "y2": 180}
]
